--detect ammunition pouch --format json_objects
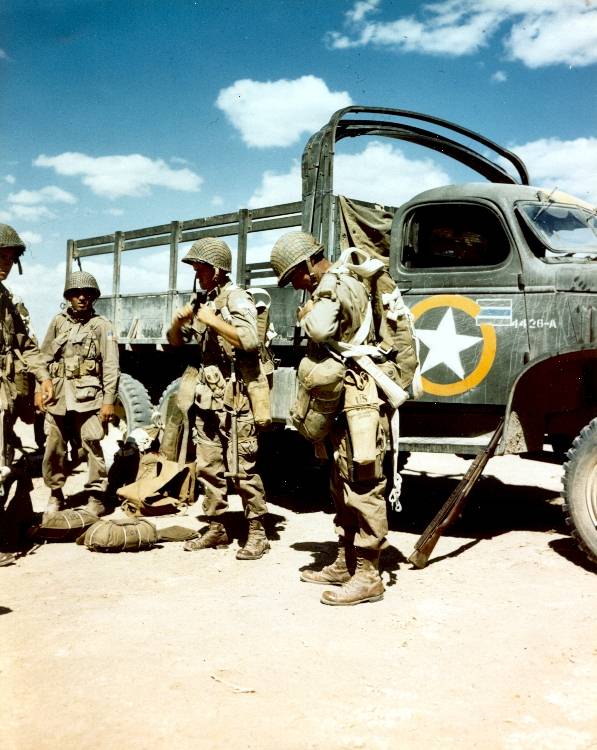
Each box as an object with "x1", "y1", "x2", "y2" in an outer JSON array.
[
  {"x1": 197, "y1": 365, "x2": 226, "y2": 409},
  {"x1": 74, "y1": 375, "x2": 101, "y2": 403},
  {"x1": 290, "y1": 353, "x2": 345, "y2": 442},
  {"x1": 64, "y1": 355, "x2": 99, "y2": 380},
  {"x1": 49, "y1": 360, "x2": 65, "y2": 378}
]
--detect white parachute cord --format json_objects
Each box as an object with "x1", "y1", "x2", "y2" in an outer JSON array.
[{"x1": 387, "y1": 408, "x2": 402, "y2": 512}]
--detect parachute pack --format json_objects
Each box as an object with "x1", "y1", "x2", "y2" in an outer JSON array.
[{"x1": 326, "y1": 247, "x2": 421, "y2": 398}]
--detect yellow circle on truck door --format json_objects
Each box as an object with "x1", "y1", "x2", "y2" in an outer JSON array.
[{"x1": 411, "y1": 294, "x2": 497, "y2": 397}]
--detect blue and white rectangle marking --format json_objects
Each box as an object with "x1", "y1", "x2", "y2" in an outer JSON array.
[{"x1": 475, "y1": 299, "x2": 513, "y2": 326}]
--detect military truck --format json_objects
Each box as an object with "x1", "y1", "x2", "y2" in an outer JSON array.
[{"x1": 67, "y1": 106, "x2": 597, "y2": 563}]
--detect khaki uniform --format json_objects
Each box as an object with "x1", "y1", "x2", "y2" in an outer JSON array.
[
  {"x1": 40, "y1": 309, "x2": 119, "y2": 496},
  {"x1": 302, "y1": 267, "x2": 388, "y2": 551},
  {"x1": 0, "y1": 283, "x2": 50, "y2": 456},
  {"x1": 175, "y1": 282, "x2": 267, "y2": 520}
]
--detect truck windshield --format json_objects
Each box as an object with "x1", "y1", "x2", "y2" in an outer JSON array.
[{"x1": 518, "y1": 202, "x2": 597, "y2": 259}]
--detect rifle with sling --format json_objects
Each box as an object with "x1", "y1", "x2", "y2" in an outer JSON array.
[
  {"x1": 408, "y1": 418, "x2": 504, "y2": 569},
  {"x1": 223, "y1": 358, "x2": 247, "y2": 489}
]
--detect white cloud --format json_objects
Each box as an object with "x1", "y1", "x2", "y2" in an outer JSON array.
[
  {"x1": 335, "y1": 142, "x2": 450, "y2": 205},
  {"x1": 512, "y1": 137, "x2": 597, "y2": 203},
  {"x1": 211, "y1": 195, "x2": 224, "y2": 208},
  {"x1": 8, "y1": 185, "x2": 77, "y2": 206},
  {"x1": 34, "y1": 152, "x2": 203, "y2": 199},
  {"x1": 491, "y1": 70, "x2": 507, "y2": 83},
  {"x1": 6, "y1": 260, "x2": 67, "y2": 338},
  {"x1": 248, "y1": 162, "x2": 301, "y2": 208},
  {"x1": 248, "y1": 142, "x2": 450, "y2": 209},
  {"x1": 505, "y1": 9, "x2": 597, "y2": 68},
  {"x1": 3, "y1": 175, "x2": 15, "y2": 185},
  {"x1": 0, "y1": 49, "x2": 8, "y2": 61},
  {"x1": 19, "y1": 231, "x2": 42, "y2": 245},
  {"x1": 348, "y1": 0, "x2": 381, "y2": 24},
  {"x1": 216, "y1": 76, "x2": 352, "y2": 148},
  {"x1": 104, "y1": 207, "x2": 124, "y2": 216},
  {"x1": 0, "y1": 204, "x2": 56, "y2": 222},
  {"x1": 326, "y1": 1, "x2": 597, "y2": 67}
]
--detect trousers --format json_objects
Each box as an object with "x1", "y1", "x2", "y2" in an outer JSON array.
[
  {"x1": 329, "y1": 417, "x2": 388, "y2": 550},
  {"x1": 192, "y1": 398, "x2": 267, "y2": 519},
  {"x1": 43, "y1": 411, "x2": 107, "y2": 495}
]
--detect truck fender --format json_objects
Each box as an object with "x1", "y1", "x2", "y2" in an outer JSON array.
[{"x1": 503, "y1": 345, "x2": 597, "y2": 454}]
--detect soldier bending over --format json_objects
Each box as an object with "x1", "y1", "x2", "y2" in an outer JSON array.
[{"x1": 270, "y1": 231, "x2": 413, "y2": 606}]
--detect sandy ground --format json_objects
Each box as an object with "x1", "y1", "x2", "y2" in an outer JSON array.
[{"x1": 1, "y1": 424, "x2": 596, "y2": 750}]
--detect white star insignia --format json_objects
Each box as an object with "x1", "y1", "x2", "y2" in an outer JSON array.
[{"x1": 417, "y1": 308, "x2": 482, "y2": 380}]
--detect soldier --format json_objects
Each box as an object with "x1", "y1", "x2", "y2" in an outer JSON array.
[
  {"x1": 0, "y1": 224, "x2": 53, "y2": 566},
  {"x1": 167, "y1": 237, "x2": 270, "y2": 560},
  {"x1": 37, "y1": 271, "x2": 119, "y2": 518},
  {"x1": 270, "y1": 231, "x2": 394, "y2": 606}
]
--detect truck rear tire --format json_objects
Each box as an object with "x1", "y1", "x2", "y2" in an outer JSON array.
[
  {"x1": 563, "y1": 418, "x2": 597, "y2": 564},
  {"x1": 157, "y1": 378, "x2": 189, "y2": 462},
  {"x1": 115, "y1": 373, "x2": 154, "y2": 435}
]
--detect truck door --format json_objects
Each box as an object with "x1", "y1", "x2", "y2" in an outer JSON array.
[{"x1": 394, "y1": 199, "x2": 529, "y2": 406}]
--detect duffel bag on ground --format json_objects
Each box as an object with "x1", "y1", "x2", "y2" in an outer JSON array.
[
  {"x1": 31, "y1": 509, "x2": 99, "y2": 542},
  {"x1": 76, "y1": 517, "x2": 158, "y2": 552}
]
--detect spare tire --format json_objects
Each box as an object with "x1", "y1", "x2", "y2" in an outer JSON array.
[
  {"x1": 157, "y1": 378, "x2": 195, "y2": 463},
  {"x1": 114, "y1": 373, "x2": 153, "y2": 435}
]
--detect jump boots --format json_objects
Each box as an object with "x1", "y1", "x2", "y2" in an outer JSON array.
[
  {"x1": 320, "y1": 548, "x2": 384, "y2": 606},
  {"x1": 236, "y1": 517, "x2": 270, "y2": 560},
  {"x1": 300, "y1": 537, "x2": 355, "y2": 585},
  {"x1": 184, "y1": 519, "x2": 230, "y2": 551}
]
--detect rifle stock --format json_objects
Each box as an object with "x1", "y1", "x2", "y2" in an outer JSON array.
[{"x1": 408, "y1": 418, "x2": 504, "y2": 569}]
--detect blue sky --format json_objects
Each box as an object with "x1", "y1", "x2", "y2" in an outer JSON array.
[{"x1": 1, "y1": 0, "x2": 596, "y2": 334}]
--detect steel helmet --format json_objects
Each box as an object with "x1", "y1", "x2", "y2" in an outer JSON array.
[
  {"x1": 181, "y1": 237, "x2": 232, "y2": 273},
  {"x1": 64, "y1": 271, "x2": 101, "y2": 300},
  {"x1": 270, "y1": 232, "x2": 323, "y2": 287},
  {"x1": 0, "y1": 223, "x2": 26, "y2": 257}
]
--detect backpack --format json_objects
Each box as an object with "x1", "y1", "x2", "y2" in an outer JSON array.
[
  {"x1": 369, "y1": 266, "x2": 421, "y2": 397},
  {"x1": 330, "y1": 247, "x2": 421, "y2": 398}
]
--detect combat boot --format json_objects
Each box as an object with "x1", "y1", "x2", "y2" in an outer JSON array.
[
  {"x1": 184, "y1": 520, "x2": 229, "y2": 551},
  {"x1": 236, "y1": 517, "x2": 270, "y2": 560},
  {"x1": 300, "y1": 538, "x2": 354, "y2": 585},
  {"x1": 320, "y1": 548, "x2": 384, "y2": 606},
  {"x1": 83, "y1": 495, "x2": 107, "y2": 517},
  {"x1": 43, "y1": 489, "x2": 65, "y2": 521}
]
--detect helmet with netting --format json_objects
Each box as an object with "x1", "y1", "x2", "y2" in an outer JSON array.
[
  {"x1": 0, "y1": 224, "x2": 26, "y2": 257},
  {"x1": 181, "y1": 237, "x2": 232, "y2": 272},
  {"x1": 270, "y1": 232, "x2": 322, "y2": 287},
  {"x1": 64, "y1": 271, "x2": 101, "y2": 300}
]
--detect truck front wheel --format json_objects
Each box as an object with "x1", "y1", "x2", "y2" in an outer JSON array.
[
  {"x1": 563, "y1": 418, "x2": 597, "y2": 564},
  {"x1": 114, "y1": 373, "x2": 154, "y2": 435}
]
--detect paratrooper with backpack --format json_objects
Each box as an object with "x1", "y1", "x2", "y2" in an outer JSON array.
[{"x1": 270, "y1": 231, "x2": 419, "y2": 606}]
